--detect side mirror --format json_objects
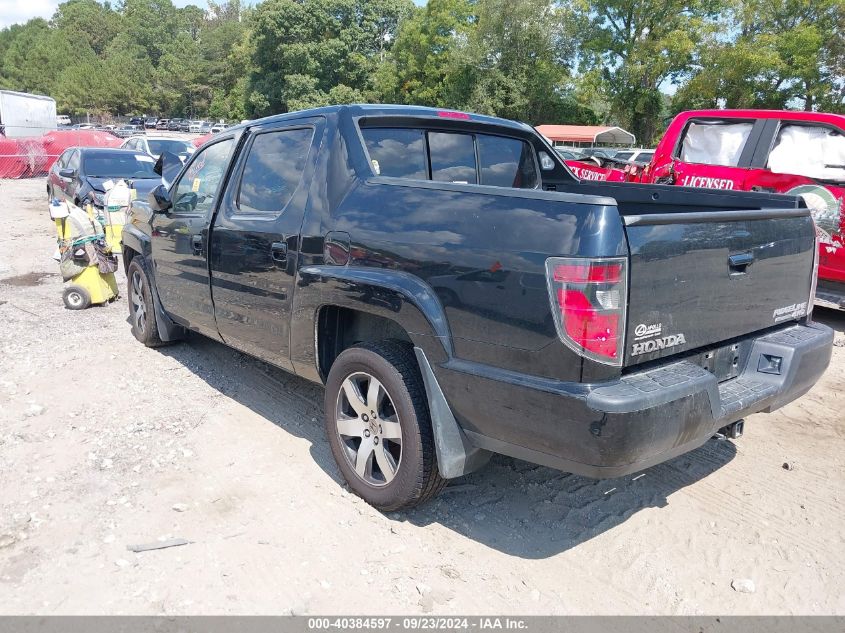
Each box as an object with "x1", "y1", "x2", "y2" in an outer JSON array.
[
  {"x1": 59, "y1": 168, "x2": 76, "y2": 179},
  {"x1": 148, "y1": 184, "x2": 172, "y2": 213},
  {"x1": 154, "y1": 150, "x2": 184, "y2": 185}
]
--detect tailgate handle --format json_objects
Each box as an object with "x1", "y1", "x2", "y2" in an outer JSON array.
[{"x1": 728, "y1": 252, "x2": 753, "y2": 273}]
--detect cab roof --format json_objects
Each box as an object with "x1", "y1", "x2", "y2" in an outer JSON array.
[{"x1": 228, "y1": 104, "x2": 534, "y2": 135}]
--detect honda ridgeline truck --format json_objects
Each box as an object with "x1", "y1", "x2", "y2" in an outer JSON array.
[{"x1": 122, "y1": 105, "x2": 833, "y2": 510}]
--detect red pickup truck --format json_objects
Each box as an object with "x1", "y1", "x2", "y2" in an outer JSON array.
[{"x1": 636, "y1": 109, "x2": 845, "y2": 310}]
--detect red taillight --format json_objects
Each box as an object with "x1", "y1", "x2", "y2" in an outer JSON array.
[{"x1": 546, "y1": 257, "x2": 628, "y2": 366}]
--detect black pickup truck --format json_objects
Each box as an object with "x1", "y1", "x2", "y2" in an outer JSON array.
[{"x1": 122, "y1": 105, "x2": 833, "y2": 510}]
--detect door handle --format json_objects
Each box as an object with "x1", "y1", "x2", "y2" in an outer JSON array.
[
  {"x1": 728, "y1": 252, "x2": 753, "y2": 273},
  {"x1": 271, "y1": 241, "x2": 288, "y2": 264},
  {"x1": 191, "y1": 234, "x2": 203, "y2": 255}
]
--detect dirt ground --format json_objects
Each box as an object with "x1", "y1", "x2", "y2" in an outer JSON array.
[{"x1": 1, "y1": 177, "x2": 844, "y2": 615}]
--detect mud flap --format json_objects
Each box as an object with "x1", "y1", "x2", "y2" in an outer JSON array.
[{"x1": 414, "y1": 347, "x2": 491, "y2": 479}]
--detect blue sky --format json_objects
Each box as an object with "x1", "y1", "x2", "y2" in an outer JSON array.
[
  {"x1": 1, "y1": 0, "x2": 427, "y2": 29},
  {"x1": 0, "y1": 0, "x2": 210, "y2": 29}
]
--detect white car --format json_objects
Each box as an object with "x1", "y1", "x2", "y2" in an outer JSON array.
[
  {"x1": 211, "y1": 123, "x2": 230, "y2": 133},
  {"x1": 613, "y1": 148, "x2": 655, "y2": 165},
  {"x1": 120, "y1": 135, "x2": 196, "y2": 161},
  {"x1": 188, "y1": 120, "x2": 205, "y2": 133}
]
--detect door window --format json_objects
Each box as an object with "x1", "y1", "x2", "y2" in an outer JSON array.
[
  {"x1": 66, "y1": 150, "x2": 80, "y2": 171},
  {"x1": 56, "y1": 150, "x2": 71, "y2": 169},
  {"x1": 171, "y1": 139, "x2": 234, "y2": 215},
  {"x1": 429, "y1": 132, "x2": 477, "y2": 184},
  {"x1": 679, "y1": 121, "x2": 753, "y2": 166},
  {"x1": 476, "y1": 134, "x2": 538, "y2": 188},
  {"x1": 236, "y1": 128, "x2": 314, "y2": 214},
  {"x1": 768, "y1": 124, "x2": 845, "y2": 182}
]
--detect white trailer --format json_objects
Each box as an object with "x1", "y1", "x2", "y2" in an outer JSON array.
[{"x1": 0, "y1": 90, "x2": 57, "y2": 138}]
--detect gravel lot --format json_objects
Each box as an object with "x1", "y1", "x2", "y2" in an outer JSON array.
[{"x1": 1, "y1": 177, "x2": 844, "y2": 615}]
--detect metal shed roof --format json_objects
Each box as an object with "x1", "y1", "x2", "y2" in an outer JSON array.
[{"x1": 535, "y1": 124, "x2": 635, "y2": 145}]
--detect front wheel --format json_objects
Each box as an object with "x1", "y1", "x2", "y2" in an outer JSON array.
[
  {"x1": 127, "y1": 257, "x2": 164, "y2": 347},
  {"x1": 324, "y1": 341, "x2": 446, "y2": 511}
]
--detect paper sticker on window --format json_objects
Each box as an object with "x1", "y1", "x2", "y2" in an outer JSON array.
[
  {"x1": 371, "y1": 159, "x2": 380, "y2": 175},
  {"x1": 192, "y1": 178, "x2": 201, "y2": 192},
  {"x1": 130, "y1": 188, "x2": 137, "y2": 200},
  {"x1": 135, "y1": 155, "x2": 155, "y2": 163}
]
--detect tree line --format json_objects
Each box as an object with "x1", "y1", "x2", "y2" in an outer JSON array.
[{"x1": 1, "y1": 0, "x2": 842, "y2": 144}]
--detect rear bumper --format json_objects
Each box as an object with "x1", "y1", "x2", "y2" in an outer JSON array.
[{"x1": 454, "y1": 322, "x2": 833, "y2": 478}]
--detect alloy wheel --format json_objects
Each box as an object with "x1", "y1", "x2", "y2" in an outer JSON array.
[
  {"x1": 131, "y1": 270, "x2": 147, "y2": 333},
  {"x1": 335, "y1": 372, "x2": 403, "y2": 486}
]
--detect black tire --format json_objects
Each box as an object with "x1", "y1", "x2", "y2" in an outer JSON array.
[
  {"x1": 62, "y1": 285, "x2": 91, "y2": 310},
  {"x1": 325, "y1": 340, "x2": 446, "y2": 511},
  {"x1": 127, "y1": 256, "x2": 165, "y2": 347}
]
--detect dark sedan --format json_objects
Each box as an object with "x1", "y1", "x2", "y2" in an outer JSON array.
[{"x1": 47, "y1": 147, "x2": 159, "y2": 208}]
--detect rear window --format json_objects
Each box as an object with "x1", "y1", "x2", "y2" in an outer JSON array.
[
  {"x1": 638, "y1": 152, "x2": 654, "y2": 163},
  {"x1": 429, "y1": 132, "x2": 477, "y2": 184},
  {"x1": 679, "y1": 121, "x2": 753, "y2": 166},
  {"x1": 362, "y1": 128, "x2": 427, "y2": 179},
  {"x1": 615, "y1": 151, "x2": 633, "y2": 161},
  {"x1": 83, "y1": 153, "x2": 157, "y2": 179},
  {"x1": 360, "y1": 127, "x2": 538, "y2": 189}
]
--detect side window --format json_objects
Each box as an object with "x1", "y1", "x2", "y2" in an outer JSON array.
[
  {"x1": 679, "y1": 120, "x2": 753, "y2": 167},
  {"x1": 237, "y1": 128, "x2": 313, "y2": 214},
  {"x1": 768, "y1": 124, "x2": 845, "y2": 182},
  {"x1": 56, "y1": 150, "x2": 71, "y2": 169},
  {"x1": 66, "y1": 150, "x2": 80, "y2": 171},
  {"x1": 429, "y1": 132, "x2": 477, "y2": 184},
  {"x1": 171, "y1": 139, "x2": 234, "y2": 215},
  {"x1": 476, "y1": 134, "x2": 538, "y2": 188},
  {"x1": 361, "y1": 128, "x2": 427, "y2": 179}
]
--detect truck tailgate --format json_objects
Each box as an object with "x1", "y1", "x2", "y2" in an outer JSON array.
[{"x1": 623, "y1": 209, "x2": 815, "y2": 366}]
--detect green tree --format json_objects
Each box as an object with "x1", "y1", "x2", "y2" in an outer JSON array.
[
  {"x1": 446, "y1": 0, "x2": 597, "y2": 124},
  {"x1": 375, "y1": 0, "x2": 474, "y2": 106},
  {"x1": 0, "y1": 19, "x2": 53, "y2": 94},
  {"x1": 204, "y1": 1, "x2": 252, "y2": 119},
  {"x1": 576, "y1": 0, "x2": 723, "y2": 144},
  {"x1": 52, "y1": 0, "x2": 119, "y2": 55},
  {"x1": 674, "y1": 0, "x2": 845, "y2": 113},
  {"x1": 121, "y1": 0, "x2": 179, "y2": 66},
  {"x1": 246, "y1": 0, "x2": 413, "y2": 116}
]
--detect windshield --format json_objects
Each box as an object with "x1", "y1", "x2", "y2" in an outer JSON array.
[
  {"x1": 148, "y1": 139, "x2": 192, "y2": 156},
  {"x1": 84, "y1": 153, "x2": 158, "y2": 179},
  {"x1": 615, "y1": 151, "x2": 633, "y2": 161}
]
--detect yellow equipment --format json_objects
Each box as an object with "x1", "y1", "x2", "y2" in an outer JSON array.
[
  {"x1": 52, "y1": 200, "x2": 119, "y2": 310},
  {"x1": 101, "y1": 179, "x2": 133, "y2": 253}
]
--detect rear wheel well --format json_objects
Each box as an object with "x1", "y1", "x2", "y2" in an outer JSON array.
[
  {"x1": 122, "y1": 246, "x2": 139, "y2": 275},
  {"x1": 317, "y1": 306, "x2": 413, "y2": 382}
]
